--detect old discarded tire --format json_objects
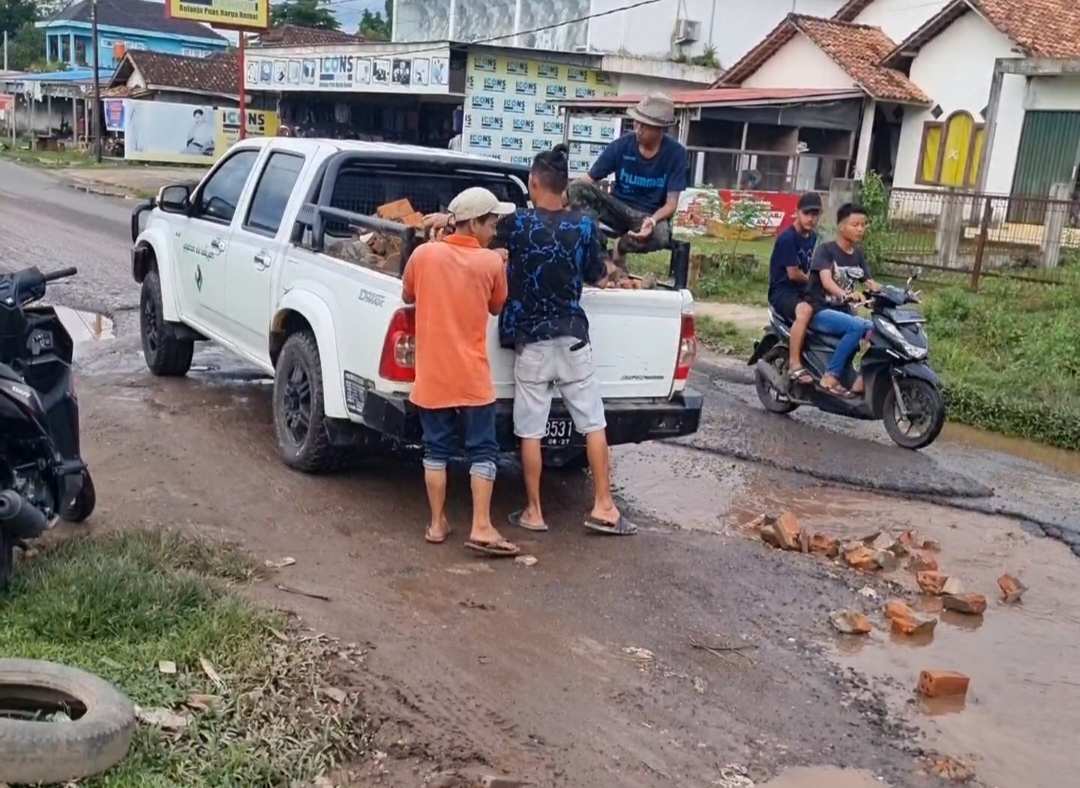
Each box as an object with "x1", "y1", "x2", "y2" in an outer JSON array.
[{"x1": 0, "y1": 659, "x2": 136, "y2": 784}]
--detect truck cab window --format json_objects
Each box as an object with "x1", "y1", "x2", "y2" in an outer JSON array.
[
  {"x1": 196, "y1": 149, "x2": 260, "y2": 223},
  {"x1": 245, "y1": 153, "x2": 305, "y2": 235}
]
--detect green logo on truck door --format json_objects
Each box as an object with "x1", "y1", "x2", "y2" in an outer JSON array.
[{"x1": 195, "y1": 264, "x2": 203, "y2": 292}]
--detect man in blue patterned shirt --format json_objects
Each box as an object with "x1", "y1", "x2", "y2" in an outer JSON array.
[{"x1": 492, "y1": 144, "x2": 637, "y2": 537}]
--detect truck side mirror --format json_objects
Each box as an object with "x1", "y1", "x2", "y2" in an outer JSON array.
[{"x1": 158, "y1": 184, "x2": 191, "y2": 214}]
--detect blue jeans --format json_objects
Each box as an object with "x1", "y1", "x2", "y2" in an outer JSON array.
[
  {"x1": 810, "y1": 309, "x2": 872, "y2": 378},
  {"x1": 417, "y1": 405, "x2": 498, "y2": 481}
]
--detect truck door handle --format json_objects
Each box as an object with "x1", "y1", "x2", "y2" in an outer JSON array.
[
  {"x1": 210, "y1": 238, "x2": 226, "y2": 252},
  {"x1": 253, "y1": 251, "x2": 271, "y2": 269}
]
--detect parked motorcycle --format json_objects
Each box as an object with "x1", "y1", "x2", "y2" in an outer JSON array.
[
  {"x1": 749, "y1": 266, "x2": 946, "y2": 450},
  {"x1": 0, "y1": 266, "x2": 95, "y2": 589}
]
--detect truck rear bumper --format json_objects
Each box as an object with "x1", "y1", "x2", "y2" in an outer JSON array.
[{"x1": 355, "y1": 389, "x2": 704, "y2": 454}]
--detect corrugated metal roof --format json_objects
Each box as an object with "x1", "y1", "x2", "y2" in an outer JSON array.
[{"x1": 557, "y1": 87, "x2": 865, "y2": 110}]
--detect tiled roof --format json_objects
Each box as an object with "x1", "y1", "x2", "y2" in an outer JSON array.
[
  {"x1": 109, "y1": 50, "x2": 240, "y2": 97},
  {"x1": 794, "y1": 17, "x2": 931, "y2": 104},
  {"x1": 714, "y1": 14, "x2": 930, "y2": 104},
  {"x1": 558, "y1": 87, "x2": 865, "y2": 108},
  {"x1": 48, "y1": 0, "x2": 226, "y2": 41},
  {"x1": 254, "y1": 24, "x2": 368, "y2": 47},
  {"x1": 885, "y1": 0, "x2": 1080, "y2": 63}
]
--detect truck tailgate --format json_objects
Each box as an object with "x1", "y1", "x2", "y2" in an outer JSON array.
[{"x1": 489, "y1": 287, "x2": 692, "y2": 400}]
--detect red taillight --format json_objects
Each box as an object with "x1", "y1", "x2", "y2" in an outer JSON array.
[
  {"x1": 674, "y1": 313, "x2": 697, "y2": 381},
  {"x1": 379, "y1": 307, "x2": 416, "y2": 382}
]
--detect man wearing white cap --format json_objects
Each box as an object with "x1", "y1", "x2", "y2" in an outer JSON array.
[
  {"x1": 402, "y1": 186, "x2": 521, "y2": 558},
  {"x1": 568, "y1": 91, "x2": 687, "y2": 269}
]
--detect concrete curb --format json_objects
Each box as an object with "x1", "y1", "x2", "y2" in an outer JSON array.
[{"x1": 63, "y1": 180, "x2": 143, "y2": 200}]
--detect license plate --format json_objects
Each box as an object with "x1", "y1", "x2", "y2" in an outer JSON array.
[{"x1": 543, "y1": 419, "x2": 576, "y2": 446}]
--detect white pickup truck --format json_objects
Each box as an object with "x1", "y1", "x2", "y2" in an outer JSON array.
[{"x1": 129, "y1": 137, "x2": 702, "y2": 472}]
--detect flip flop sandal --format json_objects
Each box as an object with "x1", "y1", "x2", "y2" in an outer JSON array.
[
  {"x1": 425, "y1": 526, "x2": 451, "y2": 545},
  {"x1": 789, "y1": 367, "x2": 813, "y2": 385},
  {"x1": 508, "y1": 509, "x2": 549, "y2": 532},
  {"x1": 818, "y1": 381, "x2": 857, "y2": 399},
  {"x1": 584, "y1": 515, "x2": 638, "y2": 536},
  {"x1": 464, "y1": 539, "x2": 521, "y2": 557}
]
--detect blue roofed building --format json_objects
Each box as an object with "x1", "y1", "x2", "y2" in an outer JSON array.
[{"x1": 37, "y1": 0, "x2": 229, "y2": 70}]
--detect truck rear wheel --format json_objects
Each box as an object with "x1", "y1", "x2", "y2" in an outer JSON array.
[
  {"x1": 273, "y1": 330, "x2": 341, "y2": 474},
  {"x1": 140, "y1": 271, "x2": 194, "y2": 377}
]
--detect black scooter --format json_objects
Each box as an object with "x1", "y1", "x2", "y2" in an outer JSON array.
[
  {"x1": 748, "y1": 266, "x2": 946, "y2": 450},
  {"x1": 0, "y1": 265, "x2": 96, "y2": 589}
]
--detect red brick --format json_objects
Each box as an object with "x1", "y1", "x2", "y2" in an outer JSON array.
[
  {"x1": 907, "y1": 553, "x2": 938, "y2": 573},
  {"x1": 916, "y1": 571, "x2": 947, "y2": 595},
  {"x1": 998, "y1": 573, "x2": 1027, "y2": 603},
  {"x1": 831, "y1": 610, "x2": 873, "y2": 635},
  {"x1": 809, "y1": 533, "x2": 840, "y2": 557},
  {"x1": 883, "y1": 599, "x2": 914, "y2": 621},
  {"x1": 891, "y1": 614, "x2": 937, "y2": 637},
  {"x1": 942, "y1": 593, "x2": 987, "y2": 615},
  {"x1": 917, "y1": 670, "x2": 970, "y2": 699}
]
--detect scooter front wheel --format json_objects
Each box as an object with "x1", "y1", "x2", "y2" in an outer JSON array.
[
  {"x1": 755, "y1": 347, "x2": 800, "y2": 414},
  {"x1": 882, "y1": 377, "x2": 945, "y2": 450}
]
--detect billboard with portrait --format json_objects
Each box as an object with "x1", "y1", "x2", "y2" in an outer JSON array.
[
  {"x1": 123, "y1": 100, "x2": 278, "y2": 164},
  {"x1": 165, "y1": 0, "x2": 269, "y2": 31}
]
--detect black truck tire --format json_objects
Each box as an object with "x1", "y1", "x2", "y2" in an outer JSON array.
[
  {"x1": 140, "y1": 271, "x2": 194, "y2": 377},
  {"x1": 0, "y1": 658, "x2": 136, "y2": 784},
  {"x1": 273, "y1": 330, "x2": 343, "y2": 474}
]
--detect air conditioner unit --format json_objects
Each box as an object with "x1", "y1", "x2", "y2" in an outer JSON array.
[{"x1": 673, "y1": 18, "x2": 701, "y2": 43}]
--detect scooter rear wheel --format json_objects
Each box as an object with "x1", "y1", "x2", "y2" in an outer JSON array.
[
  {"x1": 61, "y1": 472, "x2": 96, "y2": 524},
  {"x1": 755, "y1": 347, "x2": 800, "y2": 415}
]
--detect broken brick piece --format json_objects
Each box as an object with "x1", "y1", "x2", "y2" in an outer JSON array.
[
  {"x1": 897, "y1": 530, "x2": 919, "y2": 548},
  {"x1": 891, "y1": 613, "x2": 937, "y2": 637},
  {"x1": 907, "y1": 552, "x2": 939, "y2": 573},
  {"x1": 809, "y1": 533, "x2": 839, "y2": 557},
  {"x1": 375, "y1": 198, "x2": 416, "y2": 221},
  {"x1": 916, "y1": 571, "x2": 948, "y2": 595},
  {"x1": 831, "y1": 610, "x2": 873, "y2": 635},
  {"x1": 942, "y1": 593, "x2": 987, "y2": 615},
  {"x1": 917, "y1": 670, "x2": 970, "y2": 699},
  {"x1": 998, "y1": 573, "x2": 1027, "y2": 603},
  {"x1": 884, "y1": 599, "x2": 915, "y2": 621},
  {"x1": 921, "y1": 539, "x2": 941, "y2": 552},
  {"x1": 844, "y1": 544, "x2": 880, "y2": 571},
  {"x1": 941, "y1": 576, "x2": 964, "y2": 595}
]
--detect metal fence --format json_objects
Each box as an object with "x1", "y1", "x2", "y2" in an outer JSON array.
[{"x1": 878, "y1": 186, "x2": 1080, "y2": 290}]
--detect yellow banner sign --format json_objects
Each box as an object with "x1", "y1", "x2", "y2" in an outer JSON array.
[{"x1": 166, "y1": 0, "x2": 269, "y2": 31}]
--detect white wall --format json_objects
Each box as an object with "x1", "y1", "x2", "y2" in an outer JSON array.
[
  {"x1": 587, "y1": 0, "x2": 843, "y2": 68},
  {"x1": 892, "y1": 10, "x2": 1024, "y2": 194},
  {"x1": 1026, "y1": 76, "x2": 1080, "y2": 111},
  {"x1": 740, "y1": 33, "x2": 856, "y2": 90},
  {"x1": 852, "y1": 0, "x2": 949, "y2": 44}
]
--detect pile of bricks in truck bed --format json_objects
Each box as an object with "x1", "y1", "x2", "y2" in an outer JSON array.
[{"x1": 325, "y1": 197, "x2": 657, "y2": 289}]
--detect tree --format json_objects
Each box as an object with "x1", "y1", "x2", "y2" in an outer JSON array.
[
  {"x1": 5, "y1": 22, "x2": 50, "y2": 72},
  {"x1": 0, "y1": 0, "x2": 37, "y2": 36},
  {"x1": 358, "y1": 9, "x2": 390, "y2": 40},
  {"x1": 270, "y1": 0, "x2": 341, "y2": 30}
]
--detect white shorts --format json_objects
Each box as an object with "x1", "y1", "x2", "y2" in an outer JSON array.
[{"x1": 513, "y1": 337, "x2": 607, "y2": 440}]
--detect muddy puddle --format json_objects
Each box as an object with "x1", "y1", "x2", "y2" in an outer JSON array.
[
  {"x1": 54, "y1": 306, "x2": 113, "y2": 359},
  {"x1": 758, "y1": 766, "x2": 886, "y2": 787},
  {"x1": 734, "y1": 486, "x2": 1080, "y2": 788}
]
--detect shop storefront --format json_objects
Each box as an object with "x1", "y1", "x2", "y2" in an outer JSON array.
[{"x1": 244, "y1": 44, "x2": 466, "y2": 146}]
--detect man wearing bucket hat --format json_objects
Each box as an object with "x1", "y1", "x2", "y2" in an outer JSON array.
[{"x1": 568, "y1": 91, "x2": 687, "y2": 269}]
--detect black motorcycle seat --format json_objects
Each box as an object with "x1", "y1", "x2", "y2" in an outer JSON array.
[{"x1": 0, "y1": 362, "x2": 22, "y2": 382}]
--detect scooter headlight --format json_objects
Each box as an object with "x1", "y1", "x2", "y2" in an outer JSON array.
[{"x1": 874, "y1": 318, "x2": 927, "y2": 360}]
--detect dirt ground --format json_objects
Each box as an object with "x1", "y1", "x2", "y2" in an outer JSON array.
[{"x1": 5, "y1": 160, "x2": 1080, "y2": 787}]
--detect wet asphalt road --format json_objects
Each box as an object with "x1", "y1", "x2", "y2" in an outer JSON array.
[
  {"x1": 5, "y1": 160, "x2": 1080, "y2": 787},
  {"x1": 2, "y1": 159, "x2": 1077, "y2": 553}
]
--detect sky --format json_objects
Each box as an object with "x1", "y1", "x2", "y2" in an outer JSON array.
[{"x1": 328, "y1": 0, "x2": 385, "y2": 32}]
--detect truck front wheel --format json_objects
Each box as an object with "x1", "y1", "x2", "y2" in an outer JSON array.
[
  {"x1": 273, "y1": 330, "x2": 339, "y2": 474},
  {"x1": 140, "y1": 271, "x2": 194, "y2": 377}
]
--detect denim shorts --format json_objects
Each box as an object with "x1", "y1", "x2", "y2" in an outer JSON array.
[
  {"x1": 417, "y1": 404, "x2": 498, "y2": 481},
  {"x1": 513, "y1": 337, "x2": 607, "y2": 440}
]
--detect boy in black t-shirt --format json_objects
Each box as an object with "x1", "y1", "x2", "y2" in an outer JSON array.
[{"x1": 807, "y1": 203, "x2": 881, "y2": 397}]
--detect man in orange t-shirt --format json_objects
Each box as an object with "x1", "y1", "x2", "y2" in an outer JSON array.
[{"x1": 402, "y1": 187, "x2": 520, "y2": 558}]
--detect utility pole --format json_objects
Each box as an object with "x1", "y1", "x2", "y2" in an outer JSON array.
[
  {"x1": 91, "y1": 0, "x2": 102, "y2": 162},
  {"x1": 3, "y1": 30, "x2": 9, "y2": 72}
]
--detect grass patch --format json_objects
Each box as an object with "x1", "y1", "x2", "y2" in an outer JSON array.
[
  {"x1": 630, "y1": 235, "x2": 773, "y2": 306},
  {"x1": 696, "y1": 315, "x2": 758, "y2": 356},
  {"x1": 0, "y1": 530, "x2": 370, "y2": 787},
  {"x1": 0, "y1": 147, "x2": 120, "y2": 169},
  {"x1": 923, "y1": 278, "x2": 1080, "y2": 450}
]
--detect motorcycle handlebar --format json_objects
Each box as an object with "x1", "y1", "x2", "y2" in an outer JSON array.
[{"x1": 43, "y1": 267, "x2": 78, "y2": 282}]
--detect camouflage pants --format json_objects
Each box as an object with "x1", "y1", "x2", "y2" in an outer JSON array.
[{"x1": 567, "y1": 180, "x2": 672, "y2": 259}]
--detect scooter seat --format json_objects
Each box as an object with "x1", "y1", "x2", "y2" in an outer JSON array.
[{"x1": 0, "y1": 363, "x2": 22, "y2": 382}]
